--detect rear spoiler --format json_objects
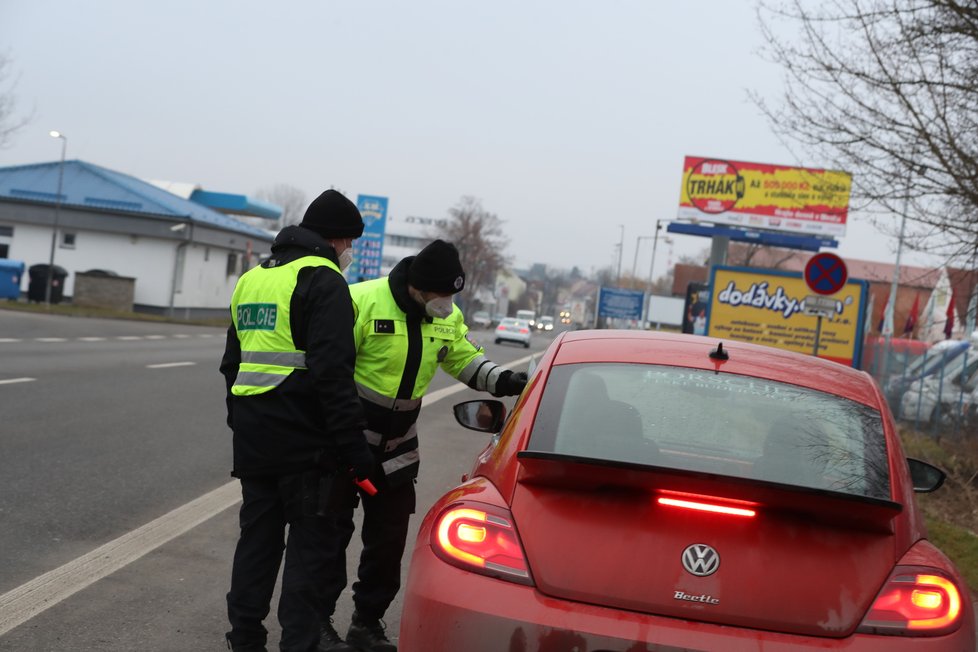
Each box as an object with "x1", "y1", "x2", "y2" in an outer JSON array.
[{"x1": 516, "y1": 451, "x2": 902, "y2": 532}]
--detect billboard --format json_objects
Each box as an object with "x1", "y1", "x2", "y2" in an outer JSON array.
[
  {"x1": 349, "y1": 195, "x2": 388, "y2": 282},
  {"x1": 706, "y1": 266, "x2": 867, "y2": 367},
  {"x1": 678, "y1": 156, "x2": 852, "y2": 237},
  {"x1": 597, "y1": 287, "x2": 645, "y2": 320}
]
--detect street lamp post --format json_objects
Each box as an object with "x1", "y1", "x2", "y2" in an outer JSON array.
[
  {"x1": 632, "y1": 236, "x2": 654, "y2": 282},
  {"x1": 616, "y1": 224, "x2": 625, "y2": 282},
  {"x1": 648, "y1": 219, "x2": 664, "y2": 288},
  {"x1": 45, "y1": 130, "x2": 67, "y2": 306}
]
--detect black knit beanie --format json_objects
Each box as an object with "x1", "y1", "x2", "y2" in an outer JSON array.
[
  {"x1": 298, "y1": 190, "x2": 364, "y2": 238},
  {"x1": 408, "y1": 239, "x2": 466, "y2": 294}
]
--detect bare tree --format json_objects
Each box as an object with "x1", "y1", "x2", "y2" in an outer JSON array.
[
  {"x1": 0, "y1": 53, "x2": 31, "y2": 149},
  {"x1": 435, "y1": 196, "x2": 511, "y2": 303},
  {"x1": 255, "y1": 183, "x2": 307, "y2": 227},
  {"x1": 754, "y1": 0, "x2": 978, "y2": 264}
]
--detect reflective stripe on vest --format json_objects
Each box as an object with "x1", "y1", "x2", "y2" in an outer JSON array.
[{"x1": 230, "y1": 255, "x2": 339, "y2": 396}]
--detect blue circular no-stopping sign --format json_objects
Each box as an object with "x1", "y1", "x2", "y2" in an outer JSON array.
[{"x1": 804, "y1": 252, "x2": 848, "y2": 295}]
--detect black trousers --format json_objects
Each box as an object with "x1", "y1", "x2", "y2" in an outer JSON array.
[
  {"x1": 227, "y1": 473, "x2": 347, "y2": 652},
  {"x1": 321, "y1": 478, "x2": 416, "y2": 622}
]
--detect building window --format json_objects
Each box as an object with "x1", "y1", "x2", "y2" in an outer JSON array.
[
  {"x1": 227, "y1": 252, "x2": 239, "y2": 276},
  {"x1": 0, "y1": 244, "x2": 8, "y2": 258},
  {"x1": 0, "y1": 225, "x2": 13, "y2": 237},
  {"x1": 61, "y1": 232, "x2": 76, "y2": 249},
  {"x1": 204, "y1": 247, "x2": 210, "y2": 262}
]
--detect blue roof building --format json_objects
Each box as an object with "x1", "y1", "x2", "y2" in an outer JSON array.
[{"x1": 0, "y1": 159, "x2": 275, "y2": 317}]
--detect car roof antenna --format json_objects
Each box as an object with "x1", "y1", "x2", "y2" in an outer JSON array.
[{"x1": 709, "y1": 342, "x2": 729, "y2": 373}]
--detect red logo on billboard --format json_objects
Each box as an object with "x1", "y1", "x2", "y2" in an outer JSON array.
[{"x1": 686, "y1": 159, "x2": 746, "y2": 214}]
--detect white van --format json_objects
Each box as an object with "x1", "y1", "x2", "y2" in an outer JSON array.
[{"x1": 515, "y1": 309, "x2": 536, "y2": 327}]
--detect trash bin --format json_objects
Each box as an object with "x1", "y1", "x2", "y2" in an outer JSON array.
[
  {"x1": 27, "y1": 264, "x2": 68, "y2": 303},
  {"x1": 0, "y1": 259, "x2": 25, "y2": 300}
]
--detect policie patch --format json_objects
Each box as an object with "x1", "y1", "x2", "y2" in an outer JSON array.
[
  {"x1": 237, "y1": 303, "x2": 277, "y2": 331},
  {"x1": 374, "y1": 319, "x2": 395, "y2": 334}
]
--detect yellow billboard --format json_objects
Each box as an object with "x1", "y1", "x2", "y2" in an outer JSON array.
[
  {"x1": 678, "y1": 156, "x2": 853, "y2": 237},
  {"x1": 706, "y1": 266, "x2": 867, "y2": 367}
]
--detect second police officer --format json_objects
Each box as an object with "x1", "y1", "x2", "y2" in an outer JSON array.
[{"x1": 320, "y1": 239, "x2": 528, "y2": 652}]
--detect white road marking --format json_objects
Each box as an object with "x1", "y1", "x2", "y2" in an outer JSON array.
[
  {"x1": 0, "y1": 377, "x2": 35, "y2": 385},
  {"x1": 146, "y1": 361, "x2": 196, "y2": 369},
  {"x1": 198, "y1": 334, "x2": 215, "y2": 338},
  {"x1": 34, "y1": 337, "x2": 67, "y2": 342},
  {"x1": 0, "y1": 482, "x2": 242, "y2": 637},
  {"x1": 172, "y1": 334, "x2": 191, "y2": 339},
  {"x1": 116, "y1": 336, "x2": 142, "y2": 340},
  {"x1": 0, "y1": 338, "x2": 21, "y2": 343},
  {"x1": 144, "y1": 335, "x2": 166, "y2": 340},
  {"x1": 77, "y1": 337, "x2": 107, "y2": 342},
  {"x1": 0, "y1": 351, "x2": 535, "y2": 633}
]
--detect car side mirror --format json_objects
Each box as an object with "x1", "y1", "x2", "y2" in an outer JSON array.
[
  {"x1": 454, "y1": 400, "x2": 507, "y2": 434},
  {"x1": 907, "y1": 457, "x2": 946, "y2": 493}
]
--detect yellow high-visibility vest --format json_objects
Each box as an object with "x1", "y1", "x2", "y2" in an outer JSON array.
[{"x1": 230, "y1": 256, "x2": 340, "y2": 396}]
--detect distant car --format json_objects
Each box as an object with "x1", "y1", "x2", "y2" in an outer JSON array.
[
  {"x1": 470, "y1": 310, "x2": 492, "y2": 329},
  {"x1": 536, "y1": 315, "x2": 555, "y2": 331},
  {"x1": 494, "y1": 318, "x2": 531, "y2": 348},
  {"x1": 559, "y1": 309, "x2": 572, "y2": 325},
  {"x1": 516, "y1": 309, "x2": 536, "y2": 327},
  {"x1": 400, "y1": 330, "x2": 974, "y2": 650}
]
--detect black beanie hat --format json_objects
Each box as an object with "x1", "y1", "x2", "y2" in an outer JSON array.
[
  {"x1": 408, "y1": 239, "x2": 466, "y2": 294},
  {"x1": 299, "y1": 190, "x2": 364, "y2": 239}
]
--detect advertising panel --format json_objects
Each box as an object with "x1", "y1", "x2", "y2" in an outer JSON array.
[
  {"x1": 678, "y1": 156, "x2": 852, "y2": 237},
  {"x1": 349, "y1": 195, "x2": 388, "y2": 282},
  {"x1": 706, "y1": 266, "x2": 867, "y2": 367},
  {"x1": 597, "y1": 287, "x2": 645, "y2": 320}
]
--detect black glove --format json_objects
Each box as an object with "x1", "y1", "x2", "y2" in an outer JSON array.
[
  {"x1": 336, "y1": 437, "x2": 376, "y2": 481},
  {"x1": 492, "y1": 370, "x2": 528, "y2": 397}
]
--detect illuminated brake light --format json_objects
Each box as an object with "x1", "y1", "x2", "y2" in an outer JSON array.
[
  {"x1": 432, "y1": 505, "x2": 533, "y2": 585},
  {"x1": 858, "y1": 569, "x2": 963, "y2": 636},
  {"x1": 656, "y1": 491, "x2": 758, "y2": 518}
]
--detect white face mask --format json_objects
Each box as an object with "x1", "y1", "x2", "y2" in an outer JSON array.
[
  {"x1": 425, "y1": 296, "x2": 454, "y2": 318},
  {"x1": 338, "y1": 247, "x2": 354, "y2": 271}
]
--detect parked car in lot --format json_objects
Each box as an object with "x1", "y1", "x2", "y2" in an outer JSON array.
[
  {"x1": 899, "y1": 350, "x2": 978, "y2": 425},
  {"x1": 401, "y1": 330, "x2": 974, "y2": 650},
  {"x1": 470, "y1": 310, "x2": 492, "y2": 329},
  {"x1": 882, "y1": 339, "x2": 971, "y2": 407},
  {"x1": 494, "y1": 317, "x2": 531, "y2": 348}
]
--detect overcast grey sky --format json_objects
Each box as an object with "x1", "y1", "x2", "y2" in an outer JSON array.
[{"x1": 0, "y1": 0, "x2": 938, "y2": 278}]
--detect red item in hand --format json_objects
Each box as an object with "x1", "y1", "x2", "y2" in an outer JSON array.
[{"x1": 355, "y1": 477, "x2": 378, "y2": 496}]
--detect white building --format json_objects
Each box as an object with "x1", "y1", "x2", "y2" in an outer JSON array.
[
  {"x1": 0, "y1": 160, "x2": 275, "y2": 318},
  {"x1": 380, "y1": 214, "x2": 447, "y2": 275}
]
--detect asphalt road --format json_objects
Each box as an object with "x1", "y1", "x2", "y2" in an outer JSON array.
[
  {"x1": 1, "y1": 309, "x2": 975, "y2": 651},
  {"x1": 0, "y1": 309, "x2": 548, "y2": 651}
]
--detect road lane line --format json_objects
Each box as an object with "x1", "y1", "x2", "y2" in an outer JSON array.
[
  {"x1": 116, "y1": 336, "x2": 143, "y2": 340},
  {"x1": 0, "y1": 481, "x2": 242, "y2": 637},
  {"x1": 146, "y1": 362, "x2": 196, "y2": 369},
  {"x1": 0, "y1": 352, "x2": 535, "y2": 633},
  {"x1": 77, "y1": 337, "x2": 107, "y2": 342},
  {"x1": 144, "y1": 335, "x2": 166, "y2": 340},
  {"x1": 0, "y1": 338, "x2": 21, "y2": 343},
  {"x1": 172, "y1": 334, "x2": 191, "y2": 338},
  {"x1": 0, "y1": 378, "x2": 35, "y2": 385},
  {"x1": 34, "y1": 337, "x2": 68, "y2": 342}
]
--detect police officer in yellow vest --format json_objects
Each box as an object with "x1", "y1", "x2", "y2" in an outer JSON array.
[
  {"x1": 321, "y1": 240, "x2": 527, "y2": 652},
  {"x1": 221, "y1": 190, "x2": 376, "y2": 652}
]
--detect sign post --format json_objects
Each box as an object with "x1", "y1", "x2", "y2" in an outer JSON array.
[{"x1": 803, "y1": 253, "x2": 848, "y2": 358}]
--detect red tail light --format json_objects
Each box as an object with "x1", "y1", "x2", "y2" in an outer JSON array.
[
  {"x1": 431, "y1": 503, "x2": 533, "y2": 585},
  {"x1": 519, "y1": 328, "x2": 529, "y2": 333},
  {"x1": 857, "y1": 567, "x2": 964, "y2": 636}
]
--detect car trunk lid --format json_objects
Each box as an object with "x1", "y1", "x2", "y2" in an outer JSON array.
[{"x1": 511, "y1": 452, "x2": 902, "y2": 638}]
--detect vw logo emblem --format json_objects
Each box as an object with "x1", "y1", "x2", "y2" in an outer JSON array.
[{"x1": 681, "y1": 543, "x2": 720, "y2": 577}]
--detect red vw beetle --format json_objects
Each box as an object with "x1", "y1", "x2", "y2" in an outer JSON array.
[{"x1": 400, "y1": 330, "x2": 975, "y2": 650}]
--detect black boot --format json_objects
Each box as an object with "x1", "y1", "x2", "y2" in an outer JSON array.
[
  {"x1": 318, "y1": 618, "x2": 356, "y2": 652},
  {"x1": 225, "y1": 632, "x2": 268, "y2": 652},
  {"x1": 345, "y1": 611, "x2": 397, "y2": 652}
]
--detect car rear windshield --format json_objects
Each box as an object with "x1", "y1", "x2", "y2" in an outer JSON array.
[{"x1": 528, "y1": 363, "x2": 891, "y2": 500}]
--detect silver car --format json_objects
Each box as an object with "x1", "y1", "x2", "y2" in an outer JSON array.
[{"x1": 494, "y1": 317, "x2": 531, "y2": 348}]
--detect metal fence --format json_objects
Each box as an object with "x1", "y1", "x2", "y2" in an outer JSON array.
[{"x1": 862, "y1": 338, "x2": 976, "y2": 437}]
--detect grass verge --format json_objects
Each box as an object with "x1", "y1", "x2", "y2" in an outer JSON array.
[
  {"x1": 900, "y1": 426, "x2": 978, "y2": 594},
  {"x1": 0, "y1": 299, "x2": 229, "y2": 327}
]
